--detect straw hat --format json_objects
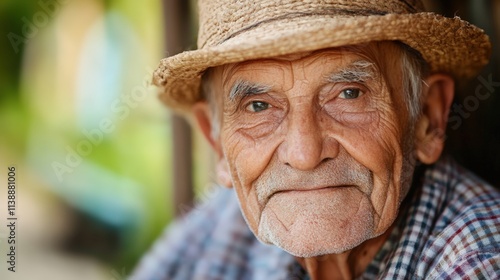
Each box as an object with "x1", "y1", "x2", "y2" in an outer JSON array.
[{"x1": 154, "y1": 0, "x2": 491, "y2": 110}]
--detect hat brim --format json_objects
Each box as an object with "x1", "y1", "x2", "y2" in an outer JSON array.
[{"x1": 154, "y1": 12, "x2": 491, "y2": 110}]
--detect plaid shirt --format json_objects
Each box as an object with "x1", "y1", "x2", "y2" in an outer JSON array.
[{"x1": 131, "y1": 158, "x2": 500, "y2": 279}]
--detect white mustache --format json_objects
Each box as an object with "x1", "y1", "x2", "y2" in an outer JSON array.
[{"x1": 254, "y1": 154, "x2": 373, "y2": 207}]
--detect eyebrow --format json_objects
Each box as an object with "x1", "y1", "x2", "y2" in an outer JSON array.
[
  {"x1": 228, "y1": 80, "x2": 272, "y2": 102},
  {"x1": 327, "y1": 60, "x2": 376, "y2": 84}
]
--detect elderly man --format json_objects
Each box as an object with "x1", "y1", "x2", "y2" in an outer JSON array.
[{"x1": 132, "y1": 0, "x2": 500, "y2": 279}]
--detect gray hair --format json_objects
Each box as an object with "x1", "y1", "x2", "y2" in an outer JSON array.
[
  {"x1": 399, "y1": 43, "x2": 428, "y2": 122},
  {"x1": 201, "y1": 42, "x2": 429, "y2": 138}
]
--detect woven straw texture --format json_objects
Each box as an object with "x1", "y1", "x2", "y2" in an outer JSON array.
[{"x1": 154, "y1": 0, "x2": 491, "y2": 110}]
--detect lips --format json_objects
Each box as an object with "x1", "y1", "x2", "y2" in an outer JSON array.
[
  {"x1": 265, "y1": 185, "x2": 354, "y2": 206},
  {"x1": 253, "y1": 155, "x2": 373, "y2": 208}
]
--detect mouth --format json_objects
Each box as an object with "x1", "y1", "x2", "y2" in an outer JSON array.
[{"x1": 265, "y1": 185, "x2": 354, "y2": 205}]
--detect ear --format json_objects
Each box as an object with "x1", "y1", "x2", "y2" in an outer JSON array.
[
  {"x1": 414, "y1": 74, "x2": 454, "y2": 164},
  {"x1": 192, "y1": 102, "x2": 219, "y2": 154},
  {"x1": 192, "y1": 102, "x2": 232, "y2": 188}
]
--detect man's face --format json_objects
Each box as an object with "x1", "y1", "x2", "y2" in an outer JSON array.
[{"x1": 211, "y1": 43, "x2": 417, "y2": 257}]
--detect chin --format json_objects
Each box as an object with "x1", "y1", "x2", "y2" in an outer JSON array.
[
  {"x1": 260, "y1": 226, "x2": 376, "y2": 258},
  {"x1": 256, "y1": 201, "x2": 376, "y2": 258}
]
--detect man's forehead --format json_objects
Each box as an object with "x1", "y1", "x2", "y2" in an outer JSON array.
[{"x1": 215, "y1": 46, "x2": 381, "y2": 88}]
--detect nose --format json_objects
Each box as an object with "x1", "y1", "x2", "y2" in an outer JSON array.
[{"x1": 279, "y1": 106, "x2": 339, "y2": 170}]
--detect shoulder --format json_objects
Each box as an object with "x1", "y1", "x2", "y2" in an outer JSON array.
[
  {"x1": 418, "y1": 159, "x2": 500, "y2": 278},
  {"x1": 129, "y1": 187, "x2": 231, "y2": 279},
  {"x1": 130, "y1": 186, "x2": 294, "y2": 280}
]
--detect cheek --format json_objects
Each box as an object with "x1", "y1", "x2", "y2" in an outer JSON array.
[
  {"x1": 341, "y1": 99, "x2": 403, "y2": 171},
  {"x1": 329, "y1": 110, "x2": 398, "y2": 176},
  {"x1": 220, "y1": 125, "x2": 283, "y2": 231},
  {"x1": 329, "y1": 107, "x2": 407, "y2": 231},
  {"x1": 368, "y1": 117, "x2": 409, "y2": 232}
]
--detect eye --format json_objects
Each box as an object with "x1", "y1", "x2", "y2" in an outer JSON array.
[
  {"x1": 339, "y1": 88, "x2": 362, "y2": 99},
  {"x1": 246, "y1": 101, "x2": 271, "y2": 112}
]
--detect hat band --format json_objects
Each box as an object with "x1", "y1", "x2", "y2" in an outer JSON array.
[{"x1": 216, "y1": 8, "x2": 396, "y2": 47}]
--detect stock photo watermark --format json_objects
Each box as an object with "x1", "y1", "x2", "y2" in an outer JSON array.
[
  {"x1": 448, "y1": 74, "x2": 499, "y2": 130},
  {"x1": 7, "y1": 0, "x2": 70, "y2": 54},
  {"x1": 51, "y1": 69, "x2": 155, "y2": 182},
  {"x1": 408, "y1": 73, "x2": 500, "y2": 168},
  {"x1": 405, "y1": 72, "x2": 500, "y2": 169},
  {"x1": 4, "y1": 167, "x2": 18, "y2": 273}
]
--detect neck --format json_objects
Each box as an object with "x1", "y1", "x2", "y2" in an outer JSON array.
[{"x1": 295, "y1": 224, "x2": 394, "y2": 280}]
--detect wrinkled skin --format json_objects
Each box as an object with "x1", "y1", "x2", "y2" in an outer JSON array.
[{"x1": 193, "y1": 42, "x2": 454, "y2": 279}]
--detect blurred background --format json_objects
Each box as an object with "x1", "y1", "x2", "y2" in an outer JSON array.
[
  {"x1": 0, "y1": 0, "x2": 498, "y2": 279},
  {"x1": 0, "y1": 0, "x2": 212, "y2": 279}
]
